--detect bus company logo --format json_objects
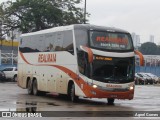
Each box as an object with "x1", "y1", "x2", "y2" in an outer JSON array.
[
  {"x1": 38, "y1": 53, "x2": 56, "y2": 63},
  {"x1": 96, "y1": 36, "x2": 128, "y2": 45},
  {"x1": 106, "y1": 84, "x2": 122, "y2": 88}
]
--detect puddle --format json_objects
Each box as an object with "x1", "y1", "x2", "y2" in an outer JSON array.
[
  {"x1": 26, "y1": 107, "x2": 37, "y2": 112},
  {"x1": 47, "y1": 102, "x2": 59, "y2": 106},
  {"x1": 17, "y1": 101, "x2": 59, "y2": 106},
  {"x1": 16, "y1": 101, "x2": 61, "y2": 112},
  {"x1": 16, "y1": 101, "x2": 60, "y2": 112}
]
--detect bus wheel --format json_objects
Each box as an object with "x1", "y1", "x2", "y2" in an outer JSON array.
[
  {"x1": 69, "y1": 83, "x2": 78, "y2": 102},
  {"x1": 107, "y1": 98, "x2": 115, "y2": 105},
  {"x1": 27, "y1": 79, "x2": 33, "y2": 95},
  {"x1": 33, "y1": 80, "x2": 40, "y2": 96}
]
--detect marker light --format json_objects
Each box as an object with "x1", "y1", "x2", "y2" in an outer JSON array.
[
  {"x1": 130, "y1": 86, "x2": 134, "y2": 90},
  {"x1": 93, "y1": 85, "x2": 97, "y2": 88}
]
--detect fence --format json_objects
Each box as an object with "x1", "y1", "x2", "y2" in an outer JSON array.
[
  {"x1": 0, "y1": 51, "x2": 17, "y2": 70},
  {"x1": 135, "y1": 66, "x2": 160, "y2": 76}
]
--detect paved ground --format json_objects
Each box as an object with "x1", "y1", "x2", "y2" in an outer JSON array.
[{"x1": 0, "y1": 82, "x2": 160, "y2": 120}]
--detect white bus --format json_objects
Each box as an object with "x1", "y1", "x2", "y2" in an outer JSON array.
[{"x1": 18, "y1": 24, "x2": 144, "y2": 104}]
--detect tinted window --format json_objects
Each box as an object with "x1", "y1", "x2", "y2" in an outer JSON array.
[
  {"x1": 20, "y1": 31, "x2": 74, "y2": 53},
  {"x1": 75, "y1": 30, "x2": 88, "y2": 51},
  {"x1": 19, "y1": 32, "x2": 63, "y2": 53},
  {"x1": 19, "y1": 36, "x2": 45, "y2": 53},
  {"x1": 54, "y1": 32, "x2": 63, "y2": 51},
  {"x1": 44, "y1": 33, "x2": 57, "y2": 52},
  {"x1": 75, "y1": 30, "x2": 89, "y2": 75},
  {"x1": 62, "y1": 30, "x2": 74, "y2": 54}
]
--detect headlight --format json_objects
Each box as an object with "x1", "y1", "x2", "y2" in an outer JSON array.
[
  {"x1": 93, "y1": 84, "x2": 97, "y2": 88},
  {"x1": 129, "y1": 86, "x2": 134, "y2": 90}
]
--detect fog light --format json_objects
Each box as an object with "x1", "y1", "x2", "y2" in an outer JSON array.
[
  {"x1": 130, "y1": 86, "x2": 134, "y2": 90},
  {"x1": 93, "y1": 85, "x2": 97, "y2": 88}
]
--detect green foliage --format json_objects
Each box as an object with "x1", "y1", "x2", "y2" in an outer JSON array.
[
  {"x1": 0, "y1": 0, "x2": 88, "y2": 33},
  {"x1": 157, "y1": 45, "x2": 160, "y2": 55},
  {"x1": 139, "y1": 42, "x2": 160, "y2": 55}
]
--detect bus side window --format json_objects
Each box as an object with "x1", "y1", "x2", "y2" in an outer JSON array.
[
  {"x1": 77, "y1": 50, "x2": 89, "y2": 76},
  {"x1": 19, "y1": 36, "x2": 35, "y2": 53},
  {"x1": 45, "y1": 33, "x2": 56, "y2": 52},
  {"x1": 63, "y1": 30, "x2": 74, "y2": 55},
  {"x1": 75, "y1": 30, "x2": 89, "y2": 76},
  {"x1": 77, "y1": 51, "x2": 85, "y2": 74},
  {"x1": 54, "y1": 32, "x2": 63, "y2": 51}
]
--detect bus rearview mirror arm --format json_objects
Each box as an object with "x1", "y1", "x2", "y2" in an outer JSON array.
[
  {"x1": 134, "y1": 50, "x2": 144, "y2": 66},
  {"x1": 80, "y1": 46, "x2": 93, "y2": 63}
]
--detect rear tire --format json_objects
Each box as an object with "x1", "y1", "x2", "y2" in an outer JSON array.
[
  {"x1": 32, "y1": 80, "x2": 40, "y2": 96},
  {"x1": 107, "y1": 98, "x2": 115, "y2": 105},
  {"x1": 27, "y1": 79, "x2": 33, "y2": 95}
]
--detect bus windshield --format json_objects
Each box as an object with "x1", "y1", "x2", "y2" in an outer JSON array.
[
  {"x1": 89, "y1": 31, "x2": 133, "y2": 51},
  {"x1": 92, "y1": 57, "x2": 135, "y2": 83}
]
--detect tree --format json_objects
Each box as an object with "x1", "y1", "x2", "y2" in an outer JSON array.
[
  {"x1": 157, "y1": 45, "x2": 160, "y2": 55},
  {"x1": 0, "y1": 4, "x2": 5, "y2": 39},
  {"x1": 0, "y1": 1, "x2": 16, "y2": 37},
  {"x1": 0, "y1": 0, "x2": 88, "y2": 33},
  {"x1": 139, "y1": 42, "x2": 158, "y2": 55},
  {"x1": 0, "y1": 21, "x2": 4, "y2": 40}
]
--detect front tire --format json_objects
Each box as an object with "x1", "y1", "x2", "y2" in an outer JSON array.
[
  {"x1": 107, "y1": 98, "x2": 115, "y2": 105},
  {"x1": 69, "y1": 83, "x2": 78, "y2": 102}
]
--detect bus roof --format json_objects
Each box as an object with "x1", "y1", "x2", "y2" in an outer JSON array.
[{"x1": 21, "y1": 24, "x2": 129, "y2": 37}]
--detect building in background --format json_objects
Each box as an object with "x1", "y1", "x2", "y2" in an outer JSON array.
[
  {"x1": 0, "y1": 28, "x2": 20, "y2": 68},
  {"x1": 131, "y1": 32, "x2": 141, "y2": 49},
  {"x1": 0, "y1": 40, "x2": 18, "y2": 67},
  {"x1": 149, "y1": 35, "x2": 154, "y2": 43}
]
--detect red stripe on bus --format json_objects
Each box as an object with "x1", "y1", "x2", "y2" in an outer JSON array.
[{"x1": 19, "y1": 52, "x2": 33, "y2": 65}]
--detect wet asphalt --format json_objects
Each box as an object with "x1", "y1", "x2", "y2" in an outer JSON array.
[{"x1": 0, "y1": 82, "x2": 160, "y2": 120}]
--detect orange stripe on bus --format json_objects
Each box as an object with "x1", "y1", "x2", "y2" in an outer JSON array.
[
  {"x1": 81, "y1": 46, "x2": 93, "y2": 63},
  {"x1": 19, "y1": 51, "x2": 134, "y2": 99},
  {"x1": 134, "y1": 50, "x2": 144, "y2": 66}
]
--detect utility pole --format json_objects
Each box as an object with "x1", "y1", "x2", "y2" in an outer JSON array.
[
  {"x1": 0, "y1": 21, "x2": 3, "y2": 65},
  {"x1": 11, "y1": 29, "x2": 14, "y2": 65},
  {"x1": 84, "y1": 0, "x2": 86, "y2": 24}
]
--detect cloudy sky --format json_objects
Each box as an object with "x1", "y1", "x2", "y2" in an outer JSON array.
[
  {"x1": 1, "y1": 0, "x2": 160, "y2": 44},
  {"x1": 84, "y1": 0, "x2": 160, "y2": 44}
]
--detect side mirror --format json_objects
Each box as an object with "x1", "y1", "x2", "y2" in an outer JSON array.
[
  {"x1": 134, "y1": 50, "x2": 144, "y2": 66},
  {"x1": 80, "y1": 46, "x2": 93, "y2": 63}
]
